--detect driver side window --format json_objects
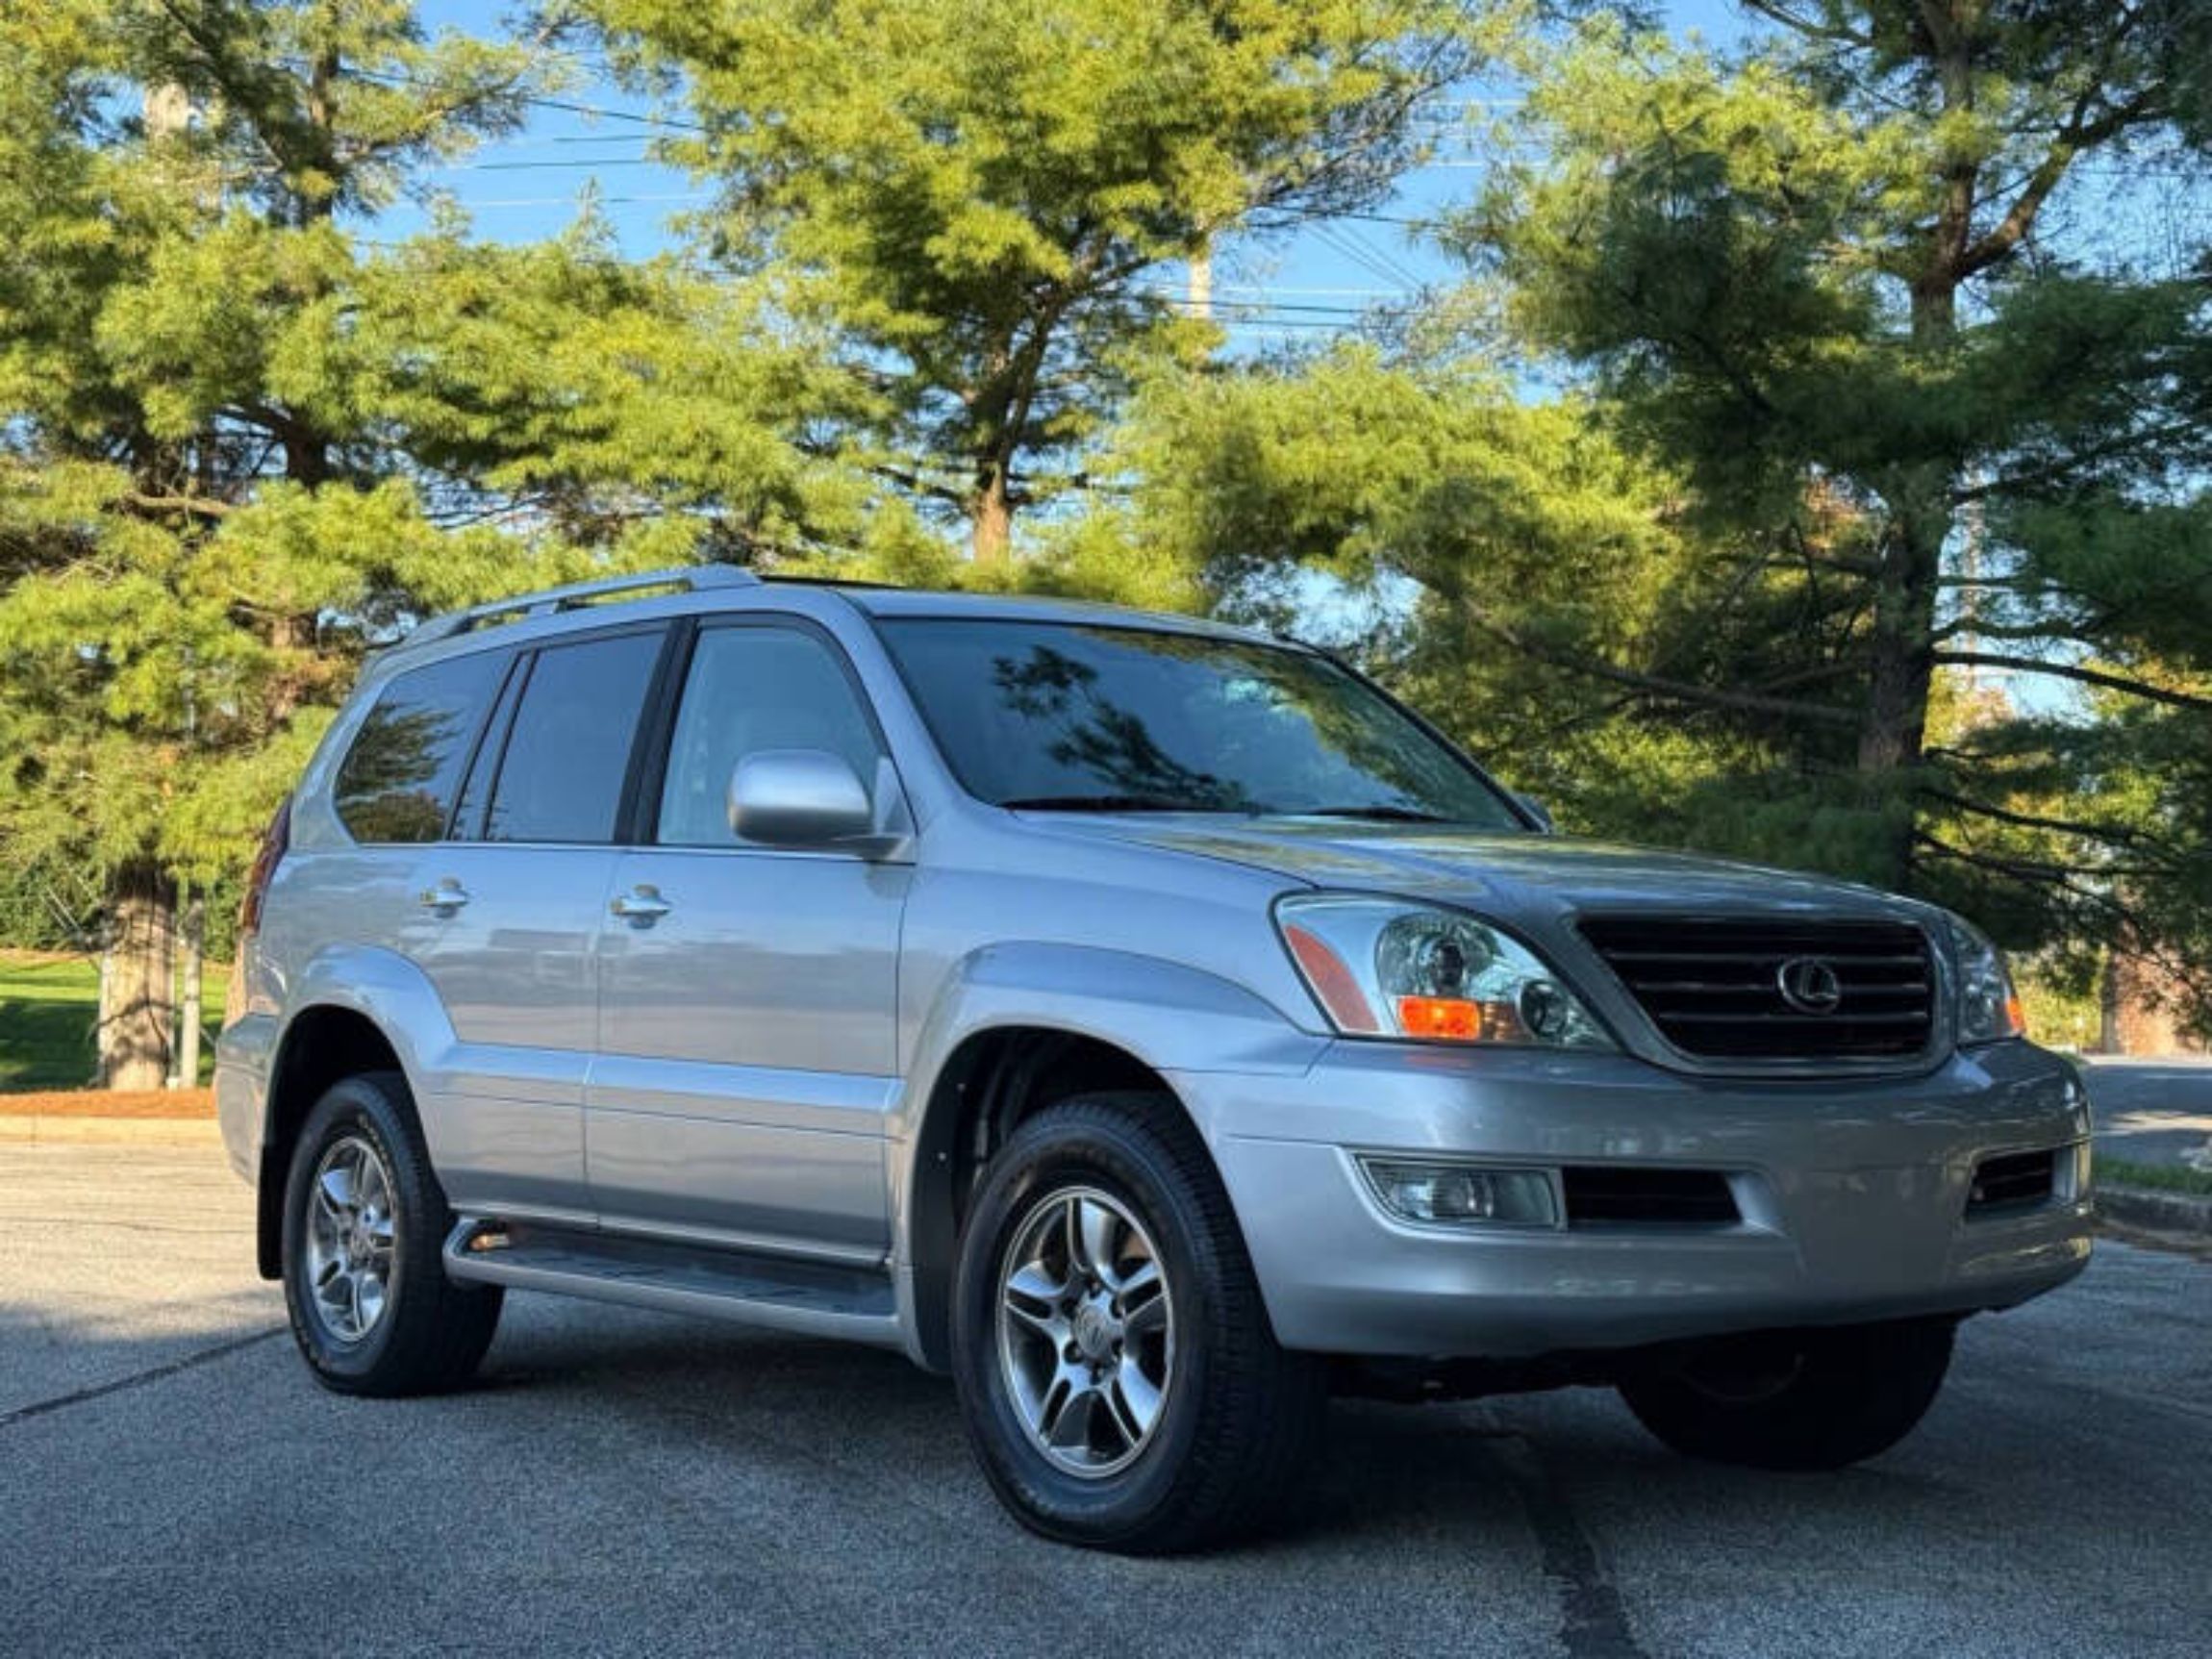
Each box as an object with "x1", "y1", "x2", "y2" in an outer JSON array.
[{"x1": 656, "y1": 624, "x2": 885, "y2": 847}]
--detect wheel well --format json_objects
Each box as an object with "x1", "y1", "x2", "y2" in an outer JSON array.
[
  {"x1": 255, "y1": 1006, "x2": 404, "y2": 1279},
  {"x1": 905, "y1": 1027, "x2": 1179, "y2": 1371}
]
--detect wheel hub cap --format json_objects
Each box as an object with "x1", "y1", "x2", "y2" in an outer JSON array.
[
  {"x1": 995, "y1": 1186, "x2": 1174, "y2": 1479},
  {"x1": 303, "y1": 1134, "x2": 396, "y2": 1345},
  {"x1": 1072, "y1": 1298, "x2": 1120, "y2": 1363}
]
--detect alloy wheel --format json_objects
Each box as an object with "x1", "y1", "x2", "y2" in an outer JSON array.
[
  {"x1": 303, "y1": 1134, "x2": 397, "y2": 1344},
  {"x1": 996, "y1": 1186, "x2": 1175, "y2": 1478}
]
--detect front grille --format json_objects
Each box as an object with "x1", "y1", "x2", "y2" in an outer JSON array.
[
  {"x1": 1969, "y1": 1149, "x2": 2057, "y2": 1214},
  {"x1": 1561, "y1": 1168, "x2": 1740, "y2": 1226},
  {"x1": 1579, "y1": 915, "x2": 1936, "y2": 1062}
]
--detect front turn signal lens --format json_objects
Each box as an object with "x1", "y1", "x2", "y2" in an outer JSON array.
[
  {"x1": 1395, "y1": 995, "x2": 1484, "y2": 1042},
  {"x1": 1274, "y1": 894, "x2": 1613, "y2": 1050},
  {"x1": 1945, "y1": 913, "x2": 2027, "y2": 1044}
]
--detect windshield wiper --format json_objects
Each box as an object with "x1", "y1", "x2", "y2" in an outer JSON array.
[
  {"x1": 998, "y1": 793, "x2": 1230, "y2": 814},
  {"x1": 1295, "y1": 804, "x2": 1453, "y2": 823}
]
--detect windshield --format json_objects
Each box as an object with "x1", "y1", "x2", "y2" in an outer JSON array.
[{"x1": 875, "y1": 618, "x2": 1525, "y2": 828}]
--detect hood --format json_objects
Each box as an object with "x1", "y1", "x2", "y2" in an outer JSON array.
[{"x1": 1017, "y1": 815, "x2": 1926, "y2": 928}]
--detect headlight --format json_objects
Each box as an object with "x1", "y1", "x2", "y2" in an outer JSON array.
[
  {"x1": 1274, "y1": 894, "x2": 1613, "y2": 1048},
  {"x1": 1945, "y1": 914, "x2": 2026, "y2": 1043}
]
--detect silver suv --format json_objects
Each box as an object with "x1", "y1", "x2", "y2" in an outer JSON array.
[{"x1": 216, "y1": 567, "x2": 2093, "y2": 1552}]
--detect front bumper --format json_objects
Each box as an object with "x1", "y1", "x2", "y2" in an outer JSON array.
[{"x1": 1171, "y1": 1039, "x2": 2093, "y2": 1358}]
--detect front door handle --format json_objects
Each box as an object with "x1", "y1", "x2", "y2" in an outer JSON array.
[
  {"x1": 609, "y1": 886, "x2": 671, "y2": 924},
  {"x1": 417, "y1": 879, "x2": 470, "y2": 916}
]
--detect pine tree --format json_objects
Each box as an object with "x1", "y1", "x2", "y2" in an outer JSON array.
[
  {"x1": 1106, "y1": 5, "x2": 2212, "y2": 1028},
  {"x1": 3, "y1": 2, "x2": 578, "y2": 1085},
  {"x1": 584, "y1": 0, "x2": 1493, "y2": 563}
]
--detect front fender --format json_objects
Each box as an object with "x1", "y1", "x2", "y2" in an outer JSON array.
[
  {"x1": 888, "y1": 942, "x2": 1325, "y2": 1370},
  {"x1": 893, "y1": 941, "x2": 1323, "y2": 1145}
]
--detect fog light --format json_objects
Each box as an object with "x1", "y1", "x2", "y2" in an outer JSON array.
[{"x1": 1359, "y1": 1159, "x2": 1556, "y2": 1227}]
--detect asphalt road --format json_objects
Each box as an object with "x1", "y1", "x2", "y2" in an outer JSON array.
[
  {"x1": 3, "y1": 1143, "x2": 2208, "y2": 1659},
  {"x1": 2082, "y1": 1059, "x2": 2212, "y2": 1172}
]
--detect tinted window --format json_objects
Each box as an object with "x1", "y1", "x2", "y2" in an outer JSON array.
[
  {"x1": 877, "y1": 619, "x2": 1521, "y2": 826},
  {"x1": 657, "y1": 626, "x2": 882, "y2": 846},
  {"x1": 484, "y1": 631, "x2": 664, "y2": 843},
  {"x1": 333, "y1": 652, "x2": 505, "y2": 843},
  {"x1": 448, "y1": 654, "x2": 526, "y2": 841}
]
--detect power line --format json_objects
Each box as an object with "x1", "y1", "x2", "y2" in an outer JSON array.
[{"x1": 342, "y1": 63, "x2": 708, "y2": 134}]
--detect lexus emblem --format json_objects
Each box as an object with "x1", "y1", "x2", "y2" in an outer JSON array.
[{"x1": 1776, "y1": 956, "x2": 1844, "y2": 1015}]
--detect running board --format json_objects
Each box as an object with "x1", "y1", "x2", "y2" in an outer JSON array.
[{"x1": 443, "y1": 1219, "x2": 904, "y2": 1349}]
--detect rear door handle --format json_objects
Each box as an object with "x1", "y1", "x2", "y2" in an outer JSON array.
[
  {"x1": 417, "y1": 879, "x2": 470, "y2": 916},
  {"x1": 609, "y1": 886, "x2": 671, "y2": 923}
]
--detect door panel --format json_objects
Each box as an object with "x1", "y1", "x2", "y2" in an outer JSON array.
[
  {"x1": 589, "y1": 620, "x2": 908, "y2": 1256},
  {"x1": 385, "y1": 625, "x2": 666, "y2": 1217},
  {"x1": 592, "y1": 847, "x2": 908, "y2": 1253},
  {"x1": 399, "y1": 843, "x2": 617, "y2": 1217}
]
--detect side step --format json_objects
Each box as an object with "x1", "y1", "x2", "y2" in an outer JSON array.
[{"x1": 443, "y1": 1219, "x2": 904, "y2": 1349}]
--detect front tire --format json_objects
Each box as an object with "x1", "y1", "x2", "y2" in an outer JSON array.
[
  {"x1": 1619, "y1": 1317, "x2": 1957, "y2": 1470},
  {"x1": 280, "y1": 1070, "x2": 502, "y2": 1396},
  {"x1": 950, "y1": 1093, "x2": 1325, "y2": 1553}
]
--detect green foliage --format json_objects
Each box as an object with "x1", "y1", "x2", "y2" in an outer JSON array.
[
  {"x1": 4, "y1": 0, "x2": 2206, "y2": 1053},
  {"x1": 587, "y1": 0, "x2": 1496, "y2": 557},
  {"x1": 1433, "y1": 5, "x2": 2212, "y2": 1020},
  {"x1": 2095, "y1": 1157, "x2": 2212, "y2": 1198},
  {"x1": 0, "y1": 2, "x2": 865, "y2": 981}
]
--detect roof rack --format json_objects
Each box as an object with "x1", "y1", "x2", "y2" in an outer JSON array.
[{"x1": 390, "y1": 565, "x2": 760, "y2": 656}]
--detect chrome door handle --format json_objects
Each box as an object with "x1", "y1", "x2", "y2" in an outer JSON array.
[
  {"x1": 417, "y1": 880, "x2": 470, "y2": 916},
  {"x1": 609, "y1": 887, "x2": 671, "y2": 923}
]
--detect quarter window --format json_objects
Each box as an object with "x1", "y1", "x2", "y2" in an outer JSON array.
[
  {"x1": 483, "y1": 631, "x2": 664, "y2": 844},
  {"x1": 332, "y1": 651, "x2": 506, "y2": 843},
  {"x1": 657, "y1": 626, "x2": 883, "y2": 846}
]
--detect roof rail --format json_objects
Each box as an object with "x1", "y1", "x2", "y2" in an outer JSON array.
[{"x1": 390, "y1": 565, "x2": 761, "y2": 656}]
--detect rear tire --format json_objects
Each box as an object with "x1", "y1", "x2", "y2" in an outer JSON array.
[
  {"x1": 280, "y1": 1070, "x2": 503, "y2": 1396},
  {"x1": 951, "y1": 1093, "x2": 1325, "y2": 1553},
  {"x1": 1619, "y1": 1318, "x2": 1956, "y2": 1470}
]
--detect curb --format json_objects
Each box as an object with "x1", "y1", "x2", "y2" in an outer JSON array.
[
  {"x1": 0, "y1": 1115, "x2": 221, "y2": 1147},
  {"x1": 2098, "y1": 1184, "x2": 2212, "y2": 1237}
]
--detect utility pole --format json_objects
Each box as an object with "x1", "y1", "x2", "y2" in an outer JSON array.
[
  {"x1": 144, "y1": 82, "x2": 191, "y2": 139},
  {"x1": 1185, "y1": 241, "x2": 1212, "y2": 323},
  {"x1": 173, "y1": 884, "x2": 205, "y2": 1090}
]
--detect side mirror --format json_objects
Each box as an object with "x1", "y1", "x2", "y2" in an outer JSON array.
[
  {"x1": 1513, "y1": 792, "x2": 1557, "y2": 835},
  {"x1": 727, "y1": 749, "x2": 906, "y2": 858}
]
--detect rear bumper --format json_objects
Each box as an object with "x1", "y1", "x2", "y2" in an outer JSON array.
[
  {"x1": 1172, "y1": 1039, "x2": 2093, "y2": 1358},
  {"x1": 213, "y1": 1013, "x2": 278, "y2": 1186}
]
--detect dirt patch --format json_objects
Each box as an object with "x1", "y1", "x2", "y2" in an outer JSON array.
[{"x1": 0, "y1": 1088, "x2": 215, "y2": 1119}]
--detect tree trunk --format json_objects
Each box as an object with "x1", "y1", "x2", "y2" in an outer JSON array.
[
  {"x1": 174, "y1": 884, "x2": 205, "y2": 1090},
  {"x1": 99, "y1": 861, "x2": 176, "y2": 1092},
  {"x1": 1857, "y1": 468, "x2": 1946, "y2": 888},
  {"x1": 2099, "y1": 952, "x2": 2122, "y2": 1054},
  {"x1": 1854, "y1": 274, "x2": 1961, "y2": 890},
  {"x1": 972, "y1": 466, "x2": 1014, "y2": 566}
]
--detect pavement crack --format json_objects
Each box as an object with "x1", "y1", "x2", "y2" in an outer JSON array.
[
  {"x1": 1493, "y1": 1432, "x2": 1648, "y2": 1659},
  {"x1": 0, "y1": 1327, "x2": 284, "y2": 1430}
]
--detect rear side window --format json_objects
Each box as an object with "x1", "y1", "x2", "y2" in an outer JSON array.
[
  {"x1": 483, "y1": 630, "x2": 664, "y2": 843},
  {"x1": 656, "y1": 625, "x2": 884, "y2": 846},
  {"x1": 332, "y1": 652, "x2": 506, "y2": 843}
]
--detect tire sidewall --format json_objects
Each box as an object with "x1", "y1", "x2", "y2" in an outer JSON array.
[
  {"x1": 951, "y1": 1106, "x2": 1224, "y2": 1540},
  {"x1": 280, "y1": 1074, "x2": 431, "y2": 1386}
]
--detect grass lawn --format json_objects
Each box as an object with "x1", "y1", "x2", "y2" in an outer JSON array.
[
  {"x1": 2098, "y1": 1156, "x2": 2212, "y2": 1196},
  {"x1": 0, "y1": 952, "x2": 223, "y2": 1093}
]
